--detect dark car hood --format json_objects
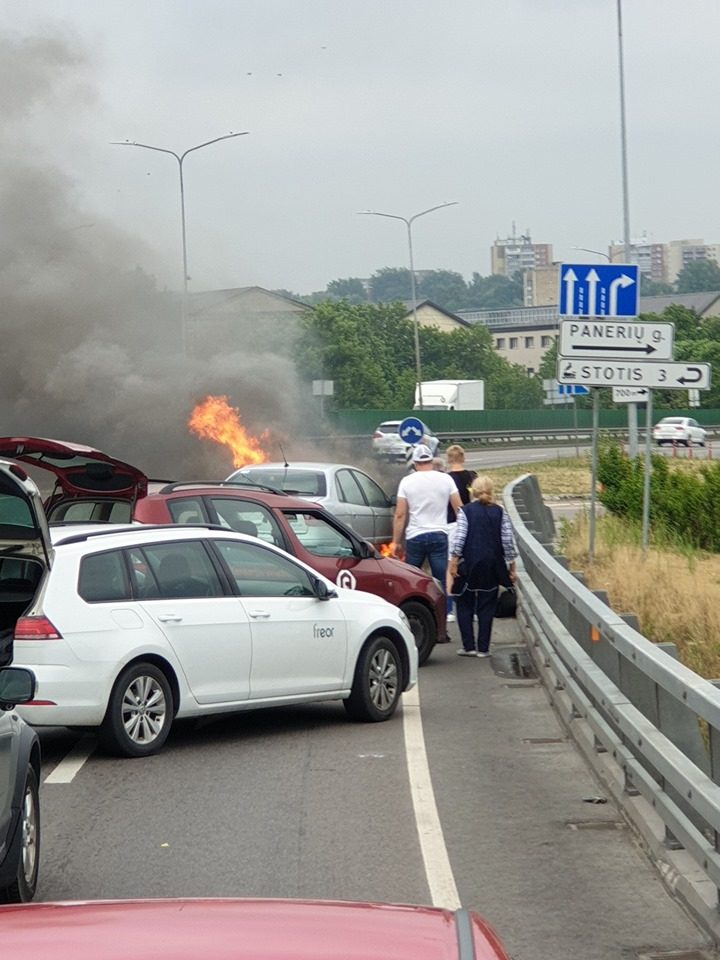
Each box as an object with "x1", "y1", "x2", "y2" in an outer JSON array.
[{"x1": 0, "y1": 437, "x2": 148, "y2": 501}]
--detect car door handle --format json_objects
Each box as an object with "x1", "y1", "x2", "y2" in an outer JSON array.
[
  {"x1": 157, "y1": 614, "x2": 183, "y2": 623},
  {"x1": 248, "y1": 610, "x2": 270, "y2": 619}
]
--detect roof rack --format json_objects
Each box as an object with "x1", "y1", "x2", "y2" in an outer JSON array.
[
  {"x1": 53, "y1": 523, "x2": 228, "y2": 547},
  {"x1": 154, "y1": 480, "x2": 282, "y2": 495}
]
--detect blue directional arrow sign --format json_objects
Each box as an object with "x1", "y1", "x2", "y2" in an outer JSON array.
[
  {"x1": 558, "y1": 263, "x2": 639, "y2": 318},
  {"x1": 557, "y1": 384, "x2": 589, "y2": 396},
  {"x1": 398, "y1": 417, "x2": 426, "y2": 445}
]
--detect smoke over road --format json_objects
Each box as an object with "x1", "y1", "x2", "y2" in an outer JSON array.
[{"x1": 0, "y1": 27, "x2": 309, "y2": 480}]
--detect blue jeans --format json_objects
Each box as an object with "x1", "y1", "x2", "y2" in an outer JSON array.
[
  {"x1": 404, "y1": 532, "x2": 448, "y2": 589},
  {"x1": 456, "y1": 587, "x2": 498, "y2": 653}
]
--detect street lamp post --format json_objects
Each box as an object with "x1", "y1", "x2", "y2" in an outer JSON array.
[
  {"x1": 358, "y1": 202, "x2": 458, "y2": 410},
  {"x1": 571, "y1": 246, "x2": 612, "y2": 262},
  {"x1": 111, "y1": 132, "x2": 249, "y2": 356}
]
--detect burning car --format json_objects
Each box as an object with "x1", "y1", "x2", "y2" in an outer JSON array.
[{"x1": 0, "y1": 437, "x2": 444, "y2": 664}]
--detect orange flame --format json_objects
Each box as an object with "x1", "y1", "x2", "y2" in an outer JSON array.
[
  {"x1": 188, "y1": 395, "x2": 270, "y2": 468},
  {"x1": 379, "y1": 542, "x2": 402, "y2": 559}
]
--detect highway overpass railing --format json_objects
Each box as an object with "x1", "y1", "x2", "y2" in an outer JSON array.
[{"x1": 504, "y1": 474, "x2": 720, "y2": 942}]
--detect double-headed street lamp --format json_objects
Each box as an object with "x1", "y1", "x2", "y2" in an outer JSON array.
[
  {"x1": 358, "y1": 201, "x2": 458, "y2": 410},
  {"x1": 112, "y1": 132, "x2": 249, "y2": 356}
]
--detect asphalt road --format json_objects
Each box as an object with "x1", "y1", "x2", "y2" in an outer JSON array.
[
  {"x1": 30, "y1": 440, "x2": 716, "y2": 957},
  {"x1": 36, "y1": 623, "x2": 713, "y2": 959}
]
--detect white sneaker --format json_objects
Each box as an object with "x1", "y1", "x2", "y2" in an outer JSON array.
[
  {"x1": 457, "y1": 649, "x2": 477, "y2": 657},
  {"x1": 446, "y1": 613, "x2": 456, "y2": 623},
  {"x1": 476, "y1": 652, "x2": 491, "y2": 659}
]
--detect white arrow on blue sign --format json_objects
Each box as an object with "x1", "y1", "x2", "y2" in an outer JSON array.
[
  {"x1": 398, "y1": 417, "x2": 427, "y2": 445},
  {"x1": 558, "y1": 263, "x2": 639, "y2": 318}
]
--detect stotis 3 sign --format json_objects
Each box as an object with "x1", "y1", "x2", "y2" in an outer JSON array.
[{"x1": 557, "y1": 358, "x2": 711, "y2": 390}]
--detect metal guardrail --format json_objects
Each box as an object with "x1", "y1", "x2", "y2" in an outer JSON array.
[{"x1": 504, "y1": 474, "x2": 720, "y2": 942}]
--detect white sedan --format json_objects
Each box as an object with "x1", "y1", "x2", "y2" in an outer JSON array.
[
  {"x1": 371, "y1": 421, "x2": 440, "y2": 462},
  {"x1": 652, "y1": 416, "x2": 706, "y2": 447}
]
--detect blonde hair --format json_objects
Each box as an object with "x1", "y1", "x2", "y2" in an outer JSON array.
[
  {"x1": 446, "y1": 444, "x2": 465, "y2": 465},
  {"x1": 469, "y1": 474, "x2": 494, "y2": 504}
]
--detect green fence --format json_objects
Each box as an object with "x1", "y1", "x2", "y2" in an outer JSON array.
[{"x1": 329, "y1": 408, "x2": 720, "y2": 436}]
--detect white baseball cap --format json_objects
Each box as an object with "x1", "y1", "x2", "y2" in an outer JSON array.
[{"x1": 411, "y1": 444, "x2": 434, "y2": 463}]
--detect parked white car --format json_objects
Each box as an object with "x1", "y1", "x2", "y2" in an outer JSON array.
[
  {"x1": 0, "y1": 460, "x2": 417, "y2": 757},
  {"x1": 652, "y1": 416, "x2": 706, "y2": 447}
]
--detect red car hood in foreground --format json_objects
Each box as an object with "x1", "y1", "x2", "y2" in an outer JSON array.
[{"x1": 0, "y1": 898, "x2": 510, "y2": 960}]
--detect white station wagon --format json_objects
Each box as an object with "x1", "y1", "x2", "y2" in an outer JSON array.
[{"x1": 0, "y1": 460, "x2": 417, "y2": 757}]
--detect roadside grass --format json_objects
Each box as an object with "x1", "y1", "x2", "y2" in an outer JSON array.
[
  {"x1": 486, "y1": 456, "x2": 720, "y2": 680},
  {"x1": 558, "y1": 513, "x2": 720, "y2": 680}
]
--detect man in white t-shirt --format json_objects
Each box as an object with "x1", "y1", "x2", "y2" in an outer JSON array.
[{"x1": 391, "y1": 444, "x2": 462, "y2": 585}]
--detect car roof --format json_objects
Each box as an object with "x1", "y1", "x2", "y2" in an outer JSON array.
[
  {"x1": 145, "y1": 484, "x2": 317, "y2": 512},
  {"x1": 0, "y1": 899, "x2": 509, "y2": 960},
  {"x1": 239, "y1": 462, "x2": 358, "y2": 472},
  {"x1": 50, "y1": 524, "x2": 260, "y2": 551}
]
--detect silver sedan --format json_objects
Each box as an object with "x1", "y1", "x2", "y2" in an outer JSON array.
[{"x1": 227, "y1": 462, "x2": 396, "y2": 545}]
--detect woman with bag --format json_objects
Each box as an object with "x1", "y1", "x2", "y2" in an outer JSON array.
[{"x1": 448, "y1": 475, "x2": 516, "y2": 658}]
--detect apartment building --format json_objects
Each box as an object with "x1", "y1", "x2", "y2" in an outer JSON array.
[{"x1": 490, "y1": 229, "x2": 553, "y2": 278}]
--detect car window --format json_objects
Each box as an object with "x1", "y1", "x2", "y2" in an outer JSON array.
[
  {"x1": 335, "y1": 469, "x2": 365, "y2": 506},
  {"x1": 211, "y1": 539, "x2": 316, "y2": 597},
  {"x1": 167, "y1": 497, "x2": 207, "y2": 525},
  {"x1": 284, "y1": 510, "x2": 355, "y2": 557},
  {"x1": 78, "y1": 550, "x2": 131, "y2": 602},
  {"x1": 243, "y1": 469, "x2": 326, "y2": 497},
  {"x1": 0, "y1": 494, "x2": 34, "y2": 528},
  {"x1": 207, "y1": 498, "x2": 286, "y2": 548},
  {"x1": 138, "y1": 541, "x2": 225, "y2": 599},
  {"x1": 52, "y1": 500, "x2": 133, "y2": 523},
  {"x1": 352, "y1": 470, "x2": 389, "y2": 507}
]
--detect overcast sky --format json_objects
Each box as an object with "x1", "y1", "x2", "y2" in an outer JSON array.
[{"x1": 5, "y1": 0, "x2": 720, "y2": 296}]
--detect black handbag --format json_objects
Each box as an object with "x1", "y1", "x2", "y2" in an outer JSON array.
[{"x1": 495, "y1": 587, "x2": 517, "y2": 618}]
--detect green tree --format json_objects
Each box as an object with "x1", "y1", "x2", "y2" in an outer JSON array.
[
  {"x1": 640, "y1": 276, "x2": 674, "y2": 296},
  {"x1": 676, "y1": 259, "x2": 720, "y2": 293},
  {"x1": 370, "y1": 267, "x2": 413, "y2": 303},
  {"x1": 417, "y1": 269, "x2": 468, "y2": 311},
  {"x1": 326, "y1": 278, "x2": 368, "y2": 304},
  {"x1": 465, "y1": 272, "x2": 523, "y2": 310}
]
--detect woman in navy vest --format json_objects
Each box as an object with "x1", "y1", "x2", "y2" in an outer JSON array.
[{"x1": 448, "y1": 475, "x2": 516, "y2": 658}]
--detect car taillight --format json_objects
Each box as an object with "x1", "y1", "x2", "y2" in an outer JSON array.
[
  {"x1": 15, "y1": 616, "x2": 62, "y2": 640},
  {"x1": 373, "y1": 431, "x2": 383, "y2": 439}
]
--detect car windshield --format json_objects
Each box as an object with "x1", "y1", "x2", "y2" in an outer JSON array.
[{"x1": 243, "y1": 469, "x2": 327, "y2": 497}]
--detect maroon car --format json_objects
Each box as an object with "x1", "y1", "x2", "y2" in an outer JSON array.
[
  {"x1": 0, "y1": 898, "x2": 511, "y2": 959},
  {"x1": 0, "y1": 438, "x2": 444, "y2": 665}
]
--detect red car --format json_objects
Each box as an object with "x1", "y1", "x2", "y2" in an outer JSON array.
[
  {"x1": 0, "y1": 438, "x2": 444, "y2": 665},
  {"x1": 0, "y1": 898, "x2": 511, "y2": 959}
]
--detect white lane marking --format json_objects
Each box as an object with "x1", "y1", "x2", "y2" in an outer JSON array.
[
  {"x1": 43, "y1": 736, "x2": 96, "y2": 784},
  {"x1": 402, "y1": 684, "x2": 461, "y2": 909}
]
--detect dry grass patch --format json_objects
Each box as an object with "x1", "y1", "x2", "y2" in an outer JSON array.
[
  {"x1": 485, "y1": 456, "x2": 594, "y2": 498},
  {"x1": 560, "y1": 513, "x2": 720, "y2": 680}
]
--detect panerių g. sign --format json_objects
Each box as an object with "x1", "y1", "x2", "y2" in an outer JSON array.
[{"x1": 558, "y1": 319, "x2": 674, "y2": 361}]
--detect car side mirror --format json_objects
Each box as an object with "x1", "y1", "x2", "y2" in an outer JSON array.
[
  {"x1": 0, "y1": 667, "x2": 36, "y2": 710},
  {"x1": 388, "y1": 494, "x2": 397, "y2": 507},
  {"x1": 356, "y1": 540, "x2": 375, "y2": 560},
  {"x1": 313, "y1": 578, "x2": 338, "y2": 601}
]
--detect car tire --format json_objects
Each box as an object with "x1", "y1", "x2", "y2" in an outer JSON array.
[
  {"x1": 344, "y1": 635, "x2": 401, "y2": 722},
  {"x1": 100, "y1": 662, "x2": 173, "y2": 758},
  {"x1": 0, "y1": 764, "x2": 40, "y2": 903},
  {"x1": 401, "y1": 600, "x2": 436, "y2": 666}
]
